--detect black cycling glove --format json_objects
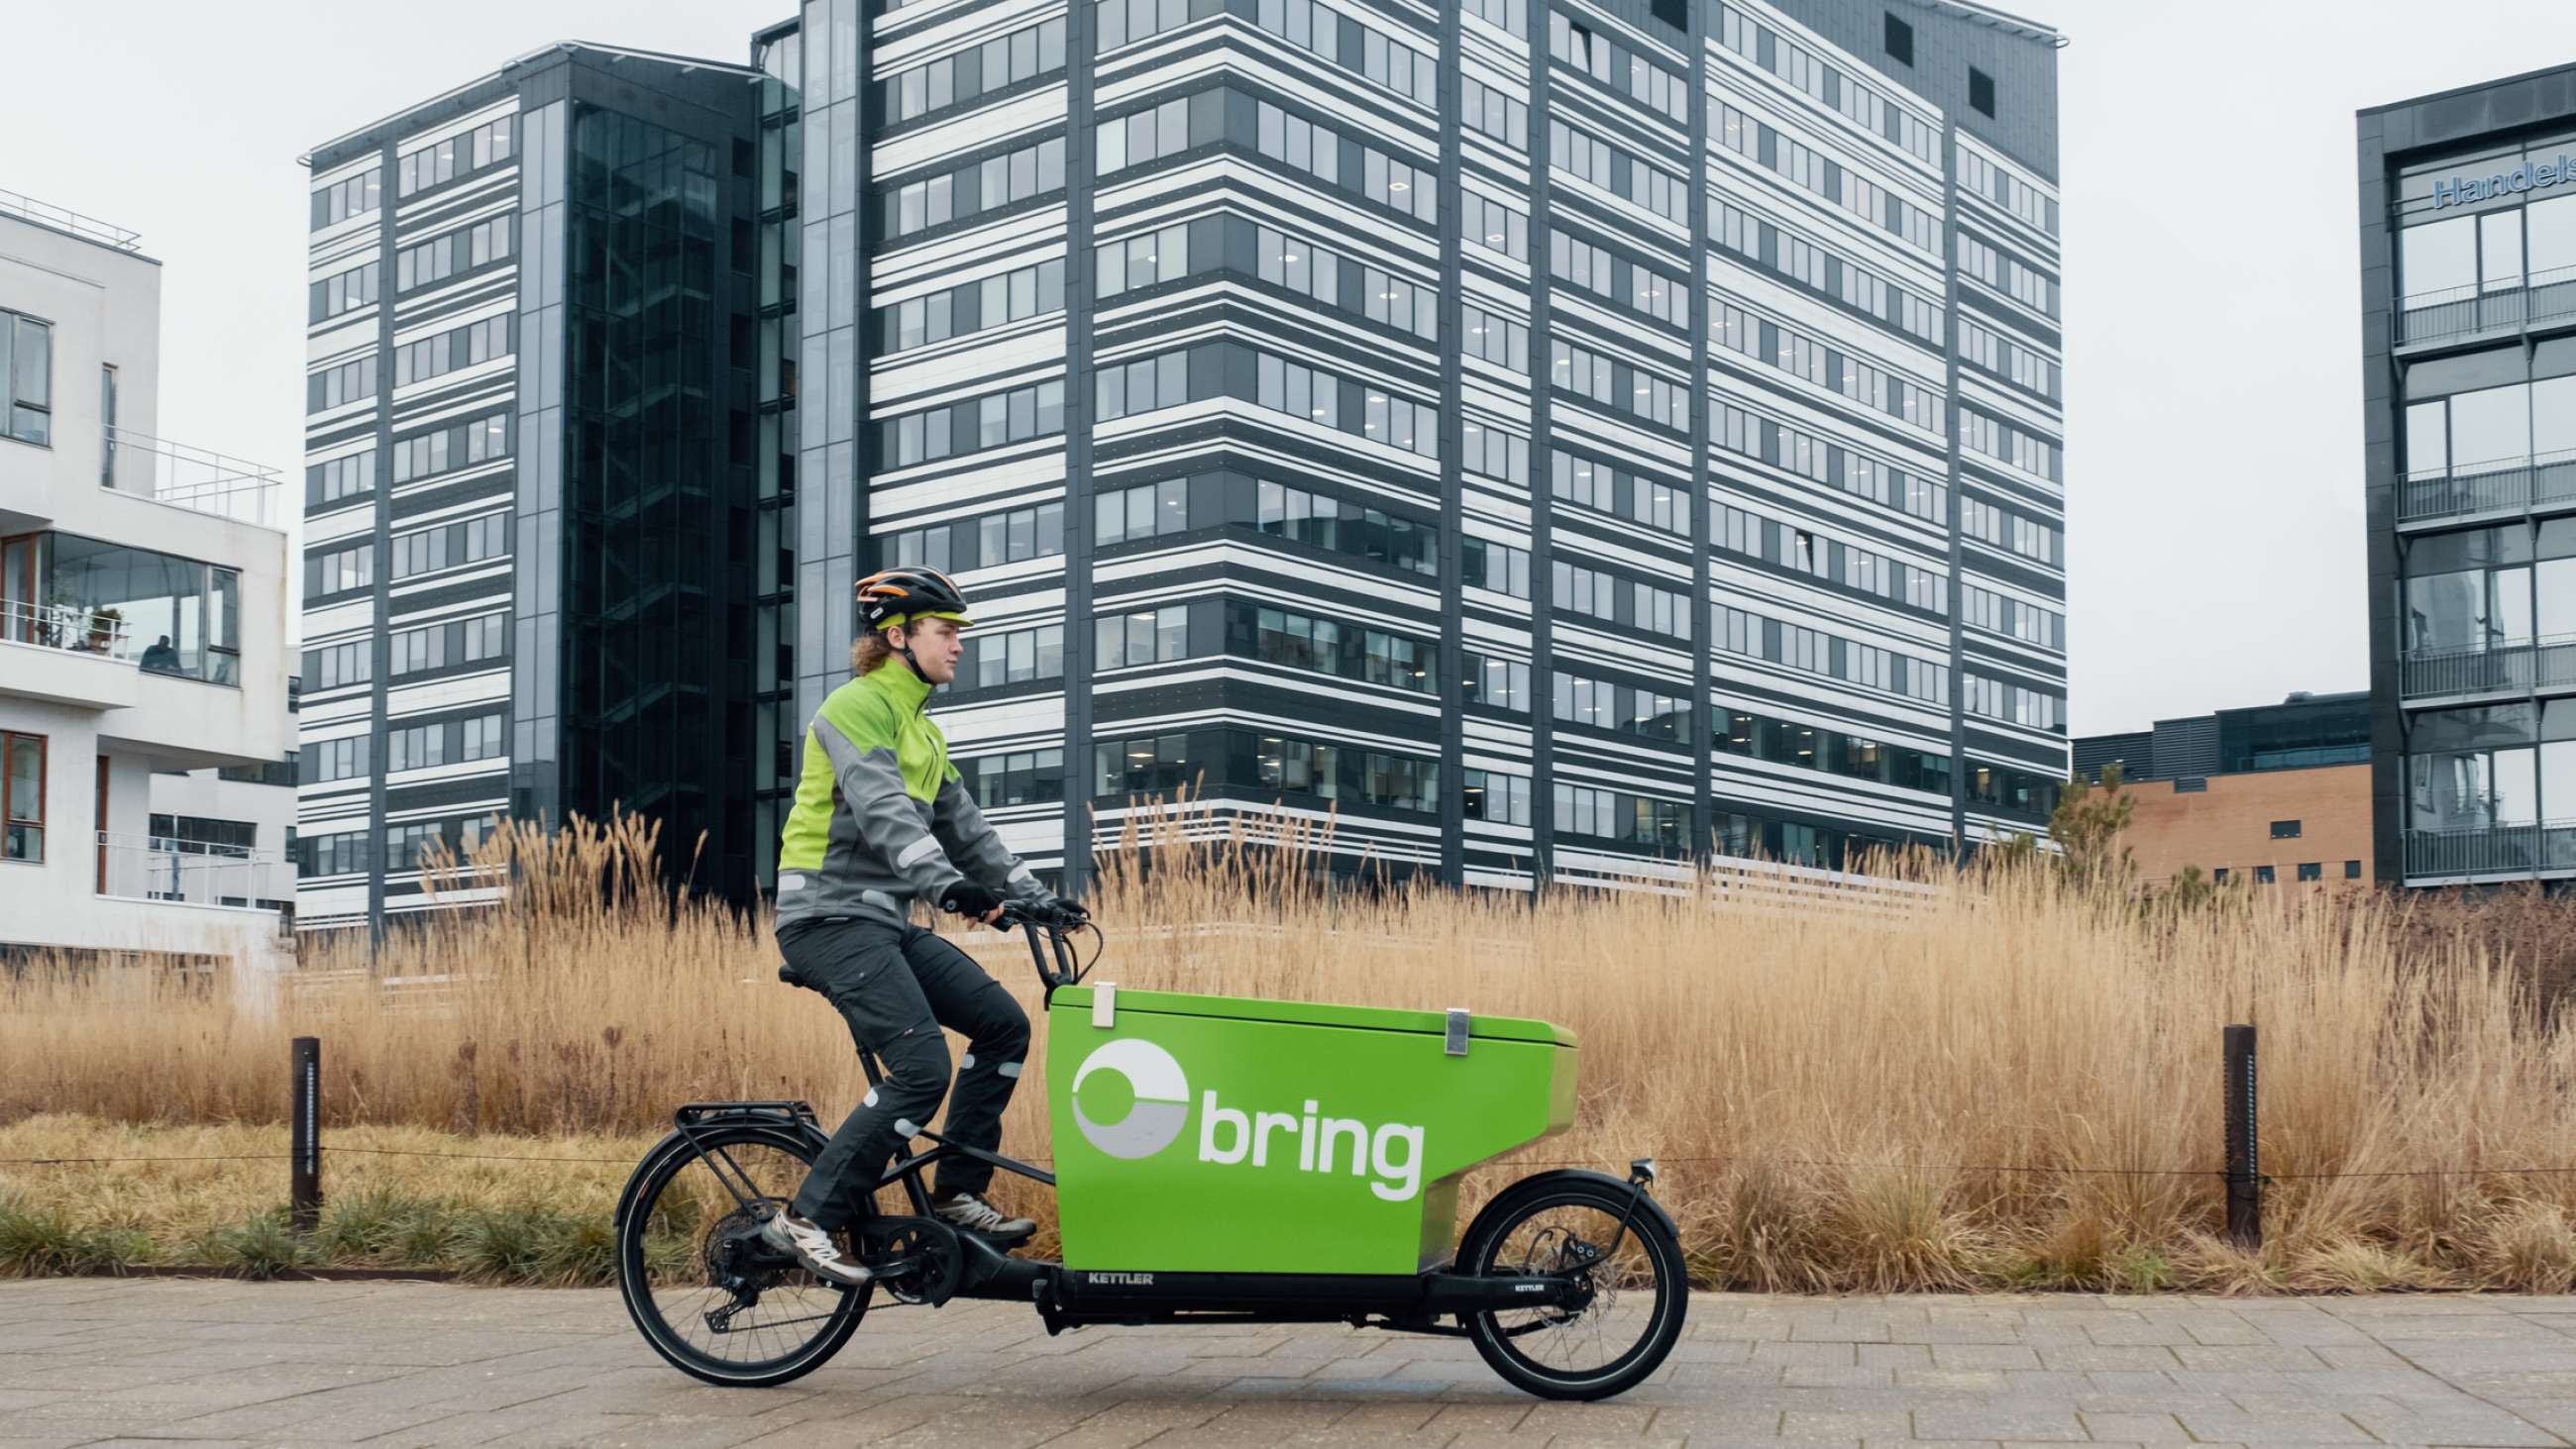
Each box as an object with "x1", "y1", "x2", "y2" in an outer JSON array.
[
  {"x1": 1039, "y1": 897, "x2": 1091, "y2": 927},
  {"x1": 938, "y1": 880, "x2": 1005, "y2": 919}
]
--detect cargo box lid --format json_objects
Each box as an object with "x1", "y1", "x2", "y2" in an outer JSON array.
[{"x1": 1050, "y1": 984, "x2": 1575, "y2": 1047}]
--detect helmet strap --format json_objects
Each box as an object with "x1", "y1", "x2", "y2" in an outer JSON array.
[{"x1": 890, "y1": 624, "x2": 931, "y2": 683}]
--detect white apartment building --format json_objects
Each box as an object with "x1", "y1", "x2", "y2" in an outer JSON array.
[{"x1": 0, "y1": 191, "x2": 296, "y2": 977}]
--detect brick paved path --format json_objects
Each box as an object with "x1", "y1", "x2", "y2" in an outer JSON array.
[{"x1": 9, "y1": 1281, "x2": 2576, "y2": 1447}]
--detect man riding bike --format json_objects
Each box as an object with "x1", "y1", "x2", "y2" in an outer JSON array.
[{"x1": 760, "y1": 567, "x2": 1086, "y2": 1288}]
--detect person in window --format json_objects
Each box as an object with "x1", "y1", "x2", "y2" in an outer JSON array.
[
  {"x1": 139, "y1": 635, "x2": 179, "y2": 673},
  {"x1": 758, "y1": 567, "x2": 1087, "y2": 1288}
]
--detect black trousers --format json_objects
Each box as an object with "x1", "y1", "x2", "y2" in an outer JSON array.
[{"x1": 781, "y1": 916, "x2": 1031, "y2": 1230}]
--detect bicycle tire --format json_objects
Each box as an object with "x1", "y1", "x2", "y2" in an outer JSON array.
[
  {"x1": 614, "y1": 1121, "x2": 869, "y2": 1388},
  {"x1": 1455, "y1": 1171, "x2": 1689, "y2": 1400}
]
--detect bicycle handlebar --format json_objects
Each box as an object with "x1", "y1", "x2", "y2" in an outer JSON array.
[{"x1": 991, "y1": 901, "x2": 1088, "y2": 1001}]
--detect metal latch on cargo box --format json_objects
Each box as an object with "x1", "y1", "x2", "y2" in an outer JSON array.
[
  {"x1": 1445, "y1": 1007, "x2": 1469, "y2": 1057},
  {"x1": 1092, "y1": 983, "x2": 1117, "y2": 1028}
]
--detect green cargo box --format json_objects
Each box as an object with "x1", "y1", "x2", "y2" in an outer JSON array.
[{"x1": 1044, "y1": 983, "x2": 1578, "y2": 1275}]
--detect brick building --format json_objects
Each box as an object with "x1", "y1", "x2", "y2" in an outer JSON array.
[{"x1": 2074, "y1": 691, "x2": 2374, "y2": 890}]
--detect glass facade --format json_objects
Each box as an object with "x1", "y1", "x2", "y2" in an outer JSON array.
[{"x1": 2370, "y1": 84, "x2": 2576, "y2": 883}]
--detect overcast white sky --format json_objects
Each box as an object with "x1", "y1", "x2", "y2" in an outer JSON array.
[{"x1": 5, "y1": 0, "x2": 2572, "y2": 735}]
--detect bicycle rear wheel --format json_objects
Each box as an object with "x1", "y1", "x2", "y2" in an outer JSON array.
[
  {"x1": 1456, "y1": 1172, "x2": 1688, "y2": 1400},
  {"x1": 614, "y1": 1121, "x2": 867, "y2": 1388}
]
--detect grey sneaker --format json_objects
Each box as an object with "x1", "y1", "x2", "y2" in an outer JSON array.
[
  {"x1": 934, "y1": 1191, "x2": 1034, "y2": 1239},
  {"x1": 760, "y1": 1211, "x2": 873, "y2": 1287}
]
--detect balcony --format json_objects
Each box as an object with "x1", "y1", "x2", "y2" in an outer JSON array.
[
  {"x1": 2397, "y1": 450, "x2": 2576, "y2": 530},
  {"x1": 0, "y1": 598, "x2": 138, "y2": 709},
  {"x1": 95, "y1": 832, "x2": 291, "y2": 911},
  {"x1": 2405, "y1": 820, "x2": 2576, "y2": 882},
  {"x1": 2395, "y1": 265, "x2": 2576, "y2": 348},
  {"x1": 2399, "y1": 635, "x2": 2576, "y2": 705},
  {"x1": 100, "y1": 427, "x2": 283, "y2": 529}
]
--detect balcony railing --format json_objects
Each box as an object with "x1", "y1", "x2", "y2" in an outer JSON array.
[
  {"x1": 101, "y1": 427, "x2": 282, "y2": 529},
  {"x1": 2397, "y1": 264, "x2": 2576, "y2": 346},
  {"x1": 95, "y1": 832, "x2": 289, "y2": 910},
  {"x1": 2398, "y1": 449, "x2": 2576, "y2": 526},
  {"x1": 2399, "y1": 635, "x2": 2576, "y2": 701},
  {"x1": 0, "y1": 187, "x2": 142, "y2": 253},
  {"x1": 2406, "y1": 820, "x2": 2576, "y2": 880},
  {"x1": 0, "y1": 598, "x2": 132, "y2": 657}
]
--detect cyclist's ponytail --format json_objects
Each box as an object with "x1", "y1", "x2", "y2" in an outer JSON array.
[{"x1": 852, "y1": 631, "x2": 894, "y2": 674}]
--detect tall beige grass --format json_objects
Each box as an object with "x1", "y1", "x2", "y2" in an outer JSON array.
[{"x1": 8, "y1": 804, "x2": 2576, "y2": 1292}]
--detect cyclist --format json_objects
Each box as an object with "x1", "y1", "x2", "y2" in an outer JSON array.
[{"x1": 761, "y1": 567, "x2": 1086, "y2": 1288}]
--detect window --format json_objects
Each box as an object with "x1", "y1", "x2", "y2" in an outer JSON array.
[
  {"x1": 1095, "y1": 348, "x2": 1196, "y2": 423},
  {"x1": 1462, "y1": 770, "x2": 1532, "y2": 826},
  {"x1": 398, "y1": 116, "x2": 514, "y2": 197},
  {"x1": 1884, "y1": 12, "x2": 1913, "y2": 64},
  {"x1": 311, "y1": 167, "x2": 380, "y2": 229},
  {"x1": 311, "y1": 261, "x2": 380, "y2": 321},
  {"x1": 1552, "y1": 452, "x2": 1689, "y2": 536},
  {"x1": 387, "y1": 723, "x2": 447, "y2": 774},
  {"x1": 1553, "y1": 671, "x2": 1689, "y2": 742},
  {"x1": 2212, "y1": 868, "x2": 2231, "y2": 884},
  {"x1": 310, "y1": 357, "x2": 377, "y2": 413},
  {"x1": 392, "y1": 413, "x2": 510, "y2": 483},
  {"x1": 36, "y1": 537, "x2": 242, "y2": 684},
  {"x1": 2270, "y1": 819, "x2": 2302, "y2": 840},
  {"x1": 1255, "y1": 478, "x2": 1439, "y2": 575},
  {"x1": 2, "y1": 310, "x2": 53, "y2": 446},
  {"x1": 1236, "y1": 602, "x2": 1434, "y2": 692},
  {"x1": 883, "y1": 16, "x2": 1069, "y2": 124},
  {"x1": 1096, "y1": 478, "x2": 1192, "y2": 545},
  {"x1": 884, "y1": 135, "x2": 1066, "y2": 238},
  {"x1": 2254, "y1": 865, "x2": 2276, "y2": 885},
  {"x1": 1096, "y1": 98, "x2": 1194, "y2": 177},
  {"x1": 2297, "y1": 863, "x2": 2322, "y2": 882},
  {"x1": 1462, "y1": 422, "x2": 1530, "y2": 488},
  {"x1": 1095, "y1": 605, "x2": 1191, "y2": 669},
  {"x1": 880, "y1": 379, "x2": 1065, "y2": 466},
  {"x1": 977, "y1": 503, "x2": 1065, "y2": 566},
  {"x1": 1553, "y1": 783, "x2": 1689, "y2": 853},
  {"x1": 1097, "y1": 224, "x2": 1191, "y2": 301},
  {"x1": 2, "y1": 731, "x2": 42, "y2": 863},
  {"x1": 463, "y1": 714, "x2": 506, "y2": 762},
  {"x1": 305, "y1": 735, "x2": 371, "y2": 784},
  {"x1": 302, "y1": 830, "x2": 370, "y2": 880},
  {"x1": 2345, "y1": 860, "x2": 2363, "y2": 880},
  {"x1": 396, "y1": 217, "x2": 513, "y2": 292},
  {"x1": 1093, "y1": 0, "x2": 1193, "y2": 52},
  {"x1": 302, "y1": 640, "x2": 371, "y2": 690},
  {"x1": 1461, "y1": 77, "x2": 1528, "y2": 150},
  {"x1": 393, "y1": 315, "x2": 511, "y2": 387},
  {"x1": 1460, "y1": 0, "x2": 1526, "y2": 37},
  {"x1": 960, "y1": 623, "x2": 1067, "y2": 689},
  {"x1": 1461, "y1": 191, "x2": 1530, "y2": 261},
  {"x1": 1715, "y1": 708, "x2": 1954, "y2": 796},
  {"x1": 1969, "y1": 67, "x2": 1994, "y2": 118},
  {"x1": 1459, "y1": 304, "x2": 1527, "y2": 373},
  {"x1": 1463, "y1": 537, "x2": 1531, "y2": 598},
  {"x1": 305, "y1": 543, "x2": 375, "y2": 598},
  {"x1": 1460, "y1": 651, "x2": 1530, "y2": 713},
  {"x1": 964, "y1": 748, "x2": 1067, "y2": 808}
]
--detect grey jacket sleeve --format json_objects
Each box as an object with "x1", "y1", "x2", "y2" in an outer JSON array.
[
  {"x1": 931, "y1": 776, "x2": 1049, "y2": 903},
  {"x1": 813, "y1": 716, "x2": 964, "y2": 901}
]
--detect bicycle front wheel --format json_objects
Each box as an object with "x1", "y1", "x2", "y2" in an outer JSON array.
[{"x1": 614, "y1": 1121, "x2": 868, "y2": 1388}]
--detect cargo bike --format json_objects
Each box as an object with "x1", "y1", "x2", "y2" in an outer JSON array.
[{"x1": 611, "y1": 909, "x2": 1687, "y2": 1400}]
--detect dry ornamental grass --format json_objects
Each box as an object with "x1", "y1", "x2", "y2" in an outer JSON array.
[{"x1": 8, "y1": 804, "x2": 2576, "y2": 1293}]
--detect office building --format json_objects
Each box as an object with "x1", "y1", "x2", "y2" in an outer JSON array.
[
  {"x1": 310, "y1": 0, "x2": 2069, "y2": 913},
  {"x1": 793, "y1": 0, "x2": 2068, "y2": 892},
  {"x1": 298, "y1": 46, "x2": 770, "y2": 931},
  {"x1": 0, "y1": 190, "x2": 296, "y2": 971},
  {"x1": 2075, "y1": 691, "x2": 2373, "y2": 890},
  {"x1": 2361, "y1": 67, "x2": 2576, "y2": 888}
]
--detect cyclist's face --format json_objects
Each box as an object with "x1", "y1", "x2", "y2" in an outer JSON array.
[{"x1": 899, "y1": 617, "x2": 964, "y2": 684}]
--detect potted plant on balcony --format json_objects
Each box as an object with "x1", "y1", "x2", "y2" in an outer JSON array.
[{"x1": 84, "y1": 606, "x2": 122, "y2": 655}]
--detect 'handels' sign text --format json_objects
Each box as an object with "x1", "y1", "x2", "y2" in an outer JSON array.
[{"x1": 2433, "y1": 155, "x2": 2576, "y2": 209}]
